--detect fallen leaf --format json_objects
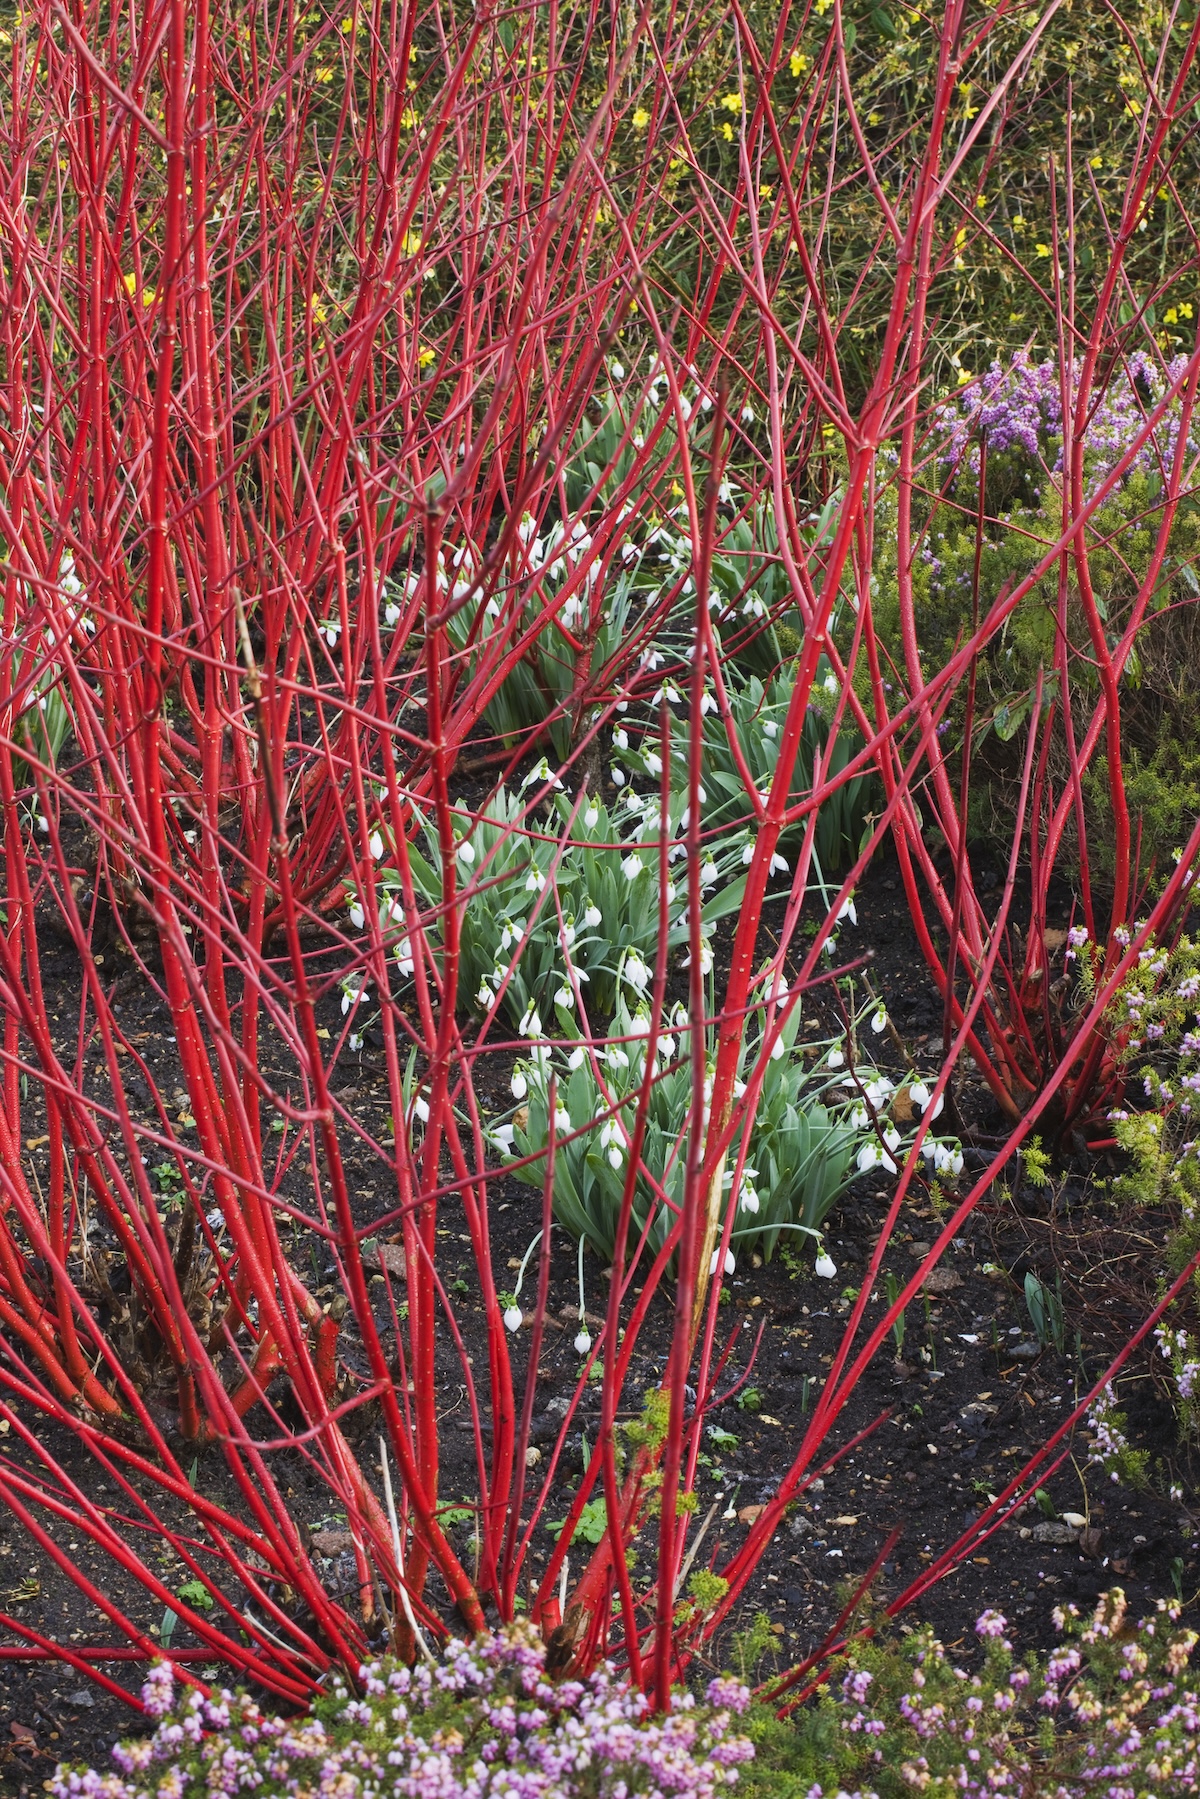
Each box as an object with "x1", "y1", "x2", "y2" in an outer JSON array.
[
  {"x1": 9, "y1": 1723, "x2": 35, "y2": 1747},
  {"x1": 737, "y1": 1504, "x2": 767, "y2": 1525},
  {"x1": 890, "y1": 1088, "x2": 916, "y2": 1123},
  {"x1": 758, "y1": 1414, "x2": 784, "y2": 1427},
  {"x1": 832, "y1": 1514, "x2": 859, "y2": 1526},
  {"x1": 1079, "y1": 1527, "x2": 1104, "y2": 1558},
  {"x1": 923, "y1": 1266, "x2": 963, "y2": 1294}
]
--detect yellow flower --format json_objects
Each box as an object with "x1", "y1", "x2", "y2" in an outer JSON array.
[
  {"x1": 418, "y1": 345, "x2": 435, "y2": 369},
  {"x1": 122, "y1": 272, "x2": 155, "y2": 305},
  {"x1": 1012, "y1": 214, "x2": 1025, "y2": 231},
  {"x1": 1165, "y1": 308, "x2": 1179, "y2": 326},
  {"x1": 815, "y1": 0, "x2": 832, "y2": 13},
  {"x1": 867, "y1": 109, "x2": 880, "y2": 125},
  {"x1": 975, "y1": 193, "x2": 986, "y2": 208},
  {"x1": 631, "y1": 106, "x2": 650, "y2": 129},
  {"x1": 789, "y1": 50, "x2": 809, "y2": 76},
  {"x1": 1089, "y1": 153, "x2": 1103, "y2": 169},
  {"x1": 314, "y1": 64, "x2": 334, "y2": 81},
  {"x1": 721, "y1": 91, "x2": 742, "y2": 112},
  {"x1": 311, "y1": 301, "x2": 328, "y2": 324},
  {"x1": 954, "y1": 227, "x2": 968, "y2": 248},
  {"x1": 957, "y1": 368, "x2": 973, "y2": 386},
  {"x1": 759, "y1": 183, "x2": 773, "y2": 198},
  {"x1": 1035, "y1": 242, "x2": 1051, "y2": 258},
  {"x1": 719, "y1": 121, "x2": 733, "y2": 141},
  {"x1": 1180, "y1": 302, "x2": 1194, "y2": 319},
  {"x1": 402, "y1": 230, "x2": 422, "y2": 255},
  {"x1": 339, "y1": 15, "x2": 353, "y2": 29}
]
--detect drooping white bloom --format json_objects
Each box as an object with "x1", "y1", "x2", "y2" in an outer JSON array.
[
  {"x1": 525, "y1": 869, "x2": 546, "y2": 893},
  {"x1": 349, "y1": 902, "x2": 365, "y2": 930},
  {"x1": 584, "y1": 903, "x2": 602, "y2": 929},
  {"x1": 815, "y1": 1251, "x2": 837, "y2": 1279},
  {"x1": 613, "y1": 728, "x2": 629, "y2": 751},
  {"x1": 836, "y1": 895, "x2": 857, "y2": 926},
  {"x1": 456, "y1": 838, "x2": 475, "y2": 865},
  {"x1": 554, "y1": 986, "x2": 574, "y2": 1010},
  {"x1": 369, "y1": 830, "x2": 385, "y2": 861},
  {"x1": 624, "y1": 953, "x2": 650, "y2": 991},
  {"x1": 826, "y1": 1047, "x2": 845, "y2": 1069},
  {"x1": 769, "y1": 852, "x2": 789, "y2": 876},
  {"x1": 574, "y1": 1328, "x2": 592, "y2": 1356},
  {"x1": 504, "y1": 1305, "x2": 523, "y2": 1332},
  {"x1": 644, "y1": 750, "x2": 663, "y2": 778},
  {"x1": 871, "y1": 1008, "x2": 887, "y2": 1034},
  {"x1": 567, "y1": 1046, "x2": 586, "y2": 1070},
  {"x1": 612, "y1": 767, "x2": 627, "y2": 787},
  {"x1": 622, "y1": 853, "x2": 644, "y2": 882},
  {"x1": 710, "y1": 1247, "x2": 736, "y2": 1276},
  {"x1": 511, "y1": 1069, "x2": 528, "y2": 1100},
  {"x1": 584, "y1": 805, "x2": 600, "y2": 829}
]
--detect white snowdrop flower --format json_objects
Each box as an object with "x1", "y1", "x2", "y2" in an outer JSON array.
[
  {"x1": 504, "y1": 1305, "x2": 523, "y2": 1333},
  {"x1": 665, "y1": 881, "x2": 677, "y2": 906},
  {"x1": 850, "y1": 1106, "x2": 868, "y2": 1130},
  {"x1": 770, "y1": 1034, "x2": 786, "y2": 1061},
  {"x1": 500, "y1": 923, "x2": 513, "y2": 951},
  {"x1": 554, "y1": 986, "x2": 574, "y2": 1010},
  {"x1": 476, "y1": 981, "x2": 497, "y2": 1009},
  {"x1": 574, "y1": 1328, "x2": 592, "y2": 1356},
  {"x1": 395, "y1": 938, "x2": 415, "y2": 976},
  {"x1": 909, "y1": 1081, "x2": 931, "y2": 1110},
  {"x1": 871, "y1": 1008, "x2": 887, "y2": 1034},
  {"x1": 605, "y1": 1144, "x2": 622, "y2": 1170},
  {"x1": 349, "y1": 902, "x2": 365, "y2": 930},
  {"x1": 926, "y1": 1092, "x2": 945, "y2": 1120},
  {"x1": 644, "y1": 750, "x2": 663, "y2": 778},
  {"x1": 814, "y1": 1251, "x2": 837, "y2": 1279},
  {"x1": 659, "y1": 683, "x2": 682, "y2": 706},
  {"x1": 823, "y1": 672, "x2": 839, "y2": 697},
  {"x1": 682, "y1": 938, "x2": 713, "y2": 975},
  {"x1": 567, "y1": 1046, "x2": 586, "y2": 1070},
  {"x1": 757, "y1": 790, "x2": 772, "y2": 808},
  {"x1": 740, "y1": 404, "x2": 755, "y2": 422},
  {"x1": 699, "y1": 689, "x2": 718, "y2": 716},
  {"x1": 769, "y1": 852, "x2": 789, "y2": 876},
  {"x1": 742, "y1": 842, "x2": 755, "y2": 865},
  {"x1": 525, "y1": 869, "x2": 546, "y2": 893},
  {"x1": 511, "y1": 1069, "x2": 528, "y2": 1100},
  {"x1": 369, "y1": 830, "x2": 385, "y2": 860},
  {"x1": 883, "y1": 1125, "x2": 902, "y2": 1153},
  {"x1": 519, "y1": 1004, "x2": 543, "y2": 1038},
  {"x1": 612, "y1": 767, "x2": 627, "y2": 787},
  {"x1": 857, "y1": 1141, "x2": 881, "y2": 1173},
  {"x1": 384, "y1": 600, "x2": 402, "y2": 627},
  {"x1": 560, "y1": 921, "x2": 576, "y2": 951},
  {"x1": 836, "y1": 896, "x2": 857, "y2": 925},
  {"x1": 622, "y1": 853, "x2": 644, "y2": 882},
  {"x1": 490, "y1": 1123, "x2": 515, "y2": 1150},
  {"x1": 826, "y1": 1047, "x2": 845, "y2": 1069},
  {"x1": 605, "y1": 1046, "x2": 629, "y2": 1070},
  {"x1": 561, "y1": 597, "x2": 582, "y2": 630},
  {"x1": 412, "y1": 1096, "x2": 430, "y2": 1124},
  {"x1": 584, "y1": 903, "x2": 602, "y2": 929},
  {"x1": 456, "y1": 838, "x2": 475, "y2": 865},
  {"x1": 554, "y1": 1106, "x2": 571, "y2": 1133},
  {"x1": 624, "y1": 953, "x2": 650, "y2": 991},
  {"x1": 584, "y1": 805, "x2": 600, "y2": 829},
  {"x1": 609, "y1": 358, "x2": 626, "y2": 381},
  {"x1": 517, "y1": 511, "x2": 539, "y2": 543},
  {"x1": 322, "y1": 623, "x2": 340, "y2": 649},
  {"x1": 763, "y1": 720, "x2": 778, "y2": 739},
  {"x1": 613, "y1": 728, "x2": 629, "y2": 750},
  {"x1": 823, "y1": 936, "x2": 838, "y2": 956},
  {"x1": 743, "y1": 594, "x2": 765, "y2": 619},
  {"x1": 949, "y1": 1147, "x2": 964, "y2": 1176},
  {"x1": 864, "y1": 1076, "x2": 894, "y2": 1109},
  {"x1": 710, "y1": 1247, "x2": 736, "y2": 1276},
  {"x1": 640, "y1": 648, "x2": 664, "y2": 671},
  {"x1": 700, "y1": 859, "x2": 718, "y2": 888},
  {"x1": 349, "y1": 1032, "x2": 363, "y2": 1052}
]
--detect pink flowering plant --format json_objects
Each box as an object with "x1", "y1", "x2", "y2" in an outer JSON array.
[
  {"x1": 49, "y1": 1633, "x2": 753, "y2": 1799},
  {"x1": 742, "y1": 1590, "x2": 1200, "y2": 1799}
]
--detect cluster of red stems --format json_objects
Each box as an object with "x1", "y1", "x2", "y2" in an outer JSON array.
[{"x1": 0, "y1": 0, "x2": 1199, "y2": 1720}]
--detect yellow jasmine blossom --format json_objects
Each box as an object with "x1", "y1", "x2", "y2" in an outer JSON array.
[
  {"x1": 975, "y1": 193, "x2": 986, "y2": 208},
  {"x1": 339, "y1": 15, "x2": 353, "y2": 29},
  {"x1": 418, "y1": 345, "x2": 435, "y2": 368},
  {"x1": 957, "y1": 369, "x2": 973, "y2": 386},
  {"x1": 1012, "y1": 214, "x2": 1025, "y2": 230},
  {"x1": 1035, "y1": 242, "x2": 1051, "y2": 258},
  {"x1": 759, "y1": 183, "x2": 773, "y2": 198},
  {"x1": 402, "y1": 230, "x2": 422, "y2": 255},
  {"x1": 719, "y1": 121, "x2": 733, "y2": 141},
  {"x1": 1180, "y1": 302, "x2": 1194, "y2": 319},
  {"x1": 122, "y1": 272, "x2": 155, "y2": 304},
  {"x1": 1089, "y1": 153, "x2": 1103, "y2": 169},
  {"x1": 1165, "y1": 308, "x2": 1179, "y2": 326},
  {"x1": 790, "y1": 50, "x2": 809, "y2": 76},
  {"x1": 721, "y1": 91, "x2": 743, "y2": 112},
  {"x1": 631, "y1": 106, "x2": 650, "y2": 129},
  {"x1": 867, "y1": 109, "x2": 880, "y2": 125}
]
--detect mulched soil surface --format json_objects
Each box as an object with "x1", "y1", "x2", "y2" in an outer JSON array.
[{"x1": 1, "y1": 843, "x2": 1198, "y2": 1791}]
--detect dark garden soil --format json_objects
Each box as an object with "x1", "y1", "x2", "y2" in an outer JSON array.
[{"x1": 1, "y1": 842, "x2": 1198, "y2": 1791}]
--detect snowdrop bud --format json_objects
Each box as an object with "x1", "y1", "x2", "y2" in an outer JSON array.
[
  {"x1": 770, "y1": 1034, "x2": 786, "y2": 1061},
  {"x1": 368, "y1": 830, "x2": 384, "y2": 860},
  {"x1": 511, "y1": 1069, "x2": 528, "y2": 1099},
  {"x1": 815, "y1": 1251, "x2": 837, "y2": 1279},
  {"x1": 742, "y1": 842, "x2": 755, "y2": 865},
  {"x1": 584, "y1": 903, "x2": 602, "y2": 928},
  {"x1": 584, "y1": 805, "x2": 599, "y2": 828},
  {"x1": 456, "y1": 838, "x2": 475, "y2": 864},
  {"x1": 622, "y1": 853, "x2": 643, "y2": 881},
  {"x1": 349, "y1": 1032, "x2": 363, "y2": 1051},
  {"x1": 612, "y1": 767, "x2": 626, "y2": 787},
  {"x1": 826, "y1": 1047, "x2": 845, "y2": 1069},
  {"x1": 504, "y1": 1305, "x2": 523, "y2": 1332},
  {"x1": 574, "y1": 1328, "x2": 592, "y2": 1356},
  {"x1": 909, "y1": 1081, "x2": 931, "y2": 1110},
  {"x1": 607, "y1": 1145, "x2": 623, "y2": 1170},
  {"x1": 871, "y1": 1008, "x2": 887, "y2": 1034},
  {"x1": 349, "y1": 903, "x2": 365, "y2": 930},
  {"x1": 613, "y1": 728, "x2": 629, "y2": 750}
]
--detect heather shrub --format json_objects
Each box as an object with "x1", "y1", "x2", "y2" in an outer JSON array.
[
  {"x1": 741, "y1": 1590, "x2": 1200, "y2": 1799},
  {"x1": 49, "y1": 1633, "x2": 754, "y2": 1799}
]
